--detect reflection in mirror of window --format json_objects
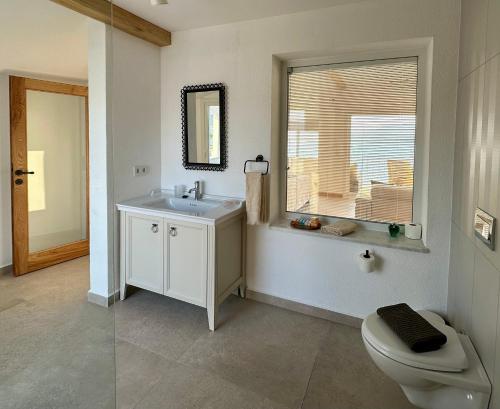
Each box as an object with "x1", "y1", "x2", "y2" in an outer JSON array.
[
  {"x1": 285, "y1": 57, "x2": 418, "y2": 225},
  {"x1": 208, "y1": 105, "x2": 220, "y2": 164},
  {"x1": 187, "y1": 90, "x2": 221, "y2": 164}
]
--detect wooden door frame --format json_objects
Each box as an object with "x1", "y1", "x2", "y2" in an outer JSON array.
[{"x1": 10, "y1": 76, "x2": 89, "y2": 276}]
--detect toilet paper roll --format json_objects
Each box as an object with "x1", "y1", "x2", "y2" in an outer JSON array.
[
  {"x1": 358, "y1": 251, "x2": 375, "y2": 273},
  {"x1": 405, "y1": 223, "x2": 422, "y2": 240}
]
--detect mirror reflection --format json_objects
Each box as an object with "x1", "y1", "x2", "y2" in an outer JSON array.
[
  {"x1": 182, "y1": 84, "x2": 226, "y2": 171},
  {"x1": 187, "y1": 90, "x2": 221, "y2": 164}
]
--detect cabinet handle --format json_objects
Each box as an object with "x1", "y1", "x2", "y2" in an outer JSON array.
[
  {"x1": 169, "y1": 226, "x2": 177, "y2": 237},
  {"x1": 151, "y1": 223, "x2": 159, "y2": 233}
]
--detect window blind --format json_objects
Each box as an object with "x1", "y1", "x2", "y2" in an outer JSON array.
[{"x1": 286, "y1": 57, "x2": 417, "y2": 224}]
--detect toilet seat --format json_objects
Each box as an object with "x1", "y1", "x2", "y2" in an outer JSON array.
[{"x1": 362, "y1": 310, "x2": 468, "y2": 372}]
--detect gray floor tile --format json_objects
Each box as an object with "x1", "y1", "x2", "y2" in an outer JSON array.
[
  {"x1": 114, "y1": 290, "x2": 208, "y2": 361},
  {"x1": 0, "y1": 257, "x2": 116, "y2": 409},
  {"x1": 176, "y1": 297, "x2": 330, "y2": 408},
  {"x1": 1, "y1": 257, "x2": 418, "y2": 409},
  {"x1": 137, "y1": 357, "x2": 291, "y2": 409},
  {"x1": 216, "y1": 296, "x2": 331, "y2": 352},
  {"x1": 116, "y1": 337, "x2": 291, "y2": 409},
  {"x1": 301, "y1": 324, "x2": 417, "y2": 409},
  {"x1": 115, "y1": 340, "x2": 170, "y2": 409}
]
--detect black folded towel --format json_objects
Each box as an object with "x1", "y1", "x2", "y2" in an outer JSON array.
[{"x1": 376, "y1": 303, "x2": 447, "y2": 353}]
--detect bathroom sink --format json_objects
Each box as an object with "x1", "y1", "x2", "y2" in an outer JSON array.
[
  {"x1": 116, "y1": 190, "x2": 244, "y2": 223},
  {"x1": 144, "y1": 197, "x2": 219, "y2": 214}
]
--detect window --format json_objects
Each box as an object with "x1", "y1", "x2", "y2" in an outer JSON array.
[{"x1": 285, "y1": 57, "x2": 418, "y2": 224}]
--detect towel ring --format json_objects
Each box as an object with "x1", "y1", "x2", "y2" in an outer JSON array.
[{"x1": 243, "y1": 155, "x2": 269, "y2": 175}]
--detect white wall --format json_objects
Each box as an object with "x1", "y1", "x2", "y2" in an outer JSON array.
[
  {"x1": 88, "y1": 20, "x2": 114, "y2": 300},
  {"x1": 0, "y1": 0, "x2": 88, "y2": 79},
  {"x1": 111, "y1": 29, "x2": 162, "y2": 205},
  {"x1": 0, "y1": 0, "x2": 88, "y2": 268},
  {"x1": 88, "y1": 24, "x2": 162, "y2": 301},
  {"x1": 161, "y1": 0, "x2": 461, "y2": 318},
  {"x1": 447, "y1": 0, "x2": 500, "y2": 406},
  {"x1": 111, "y1": 28, "x2": 162, "y2": 294}
]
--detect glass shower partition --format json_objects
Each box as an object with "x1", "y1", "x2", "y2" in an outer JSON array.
[{"x1": 0, "y1": 1, "x2": 116, "y2": 408}]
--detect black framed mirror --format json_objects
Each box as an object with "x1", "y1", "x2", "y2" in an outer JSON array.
[{"x1": 181, "y1": 83, "x2": 227, "y2": 171}]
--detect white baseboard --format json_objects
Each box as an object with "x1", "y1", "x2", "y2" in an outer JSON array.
[
  {"x1": 87, "y1": 290, "x2": 120, "y2": 308},
  {"x1": 246, "y1": 289, "x2": 362, "y2": 328}
]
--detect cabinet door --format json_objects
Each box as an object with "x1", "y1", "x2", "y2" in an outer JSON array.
[
  {"x1": 165, "y1": 220, "x2": 207, "y2": 307},
  {"x1": 126, "y1": 213, "x2": 164, "y2": 294}
]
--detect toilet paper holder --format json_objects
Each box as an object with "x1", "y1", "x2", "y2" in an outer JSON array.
[{"x1": 358, "y1": 250, "x2": 376, "y2": 273}]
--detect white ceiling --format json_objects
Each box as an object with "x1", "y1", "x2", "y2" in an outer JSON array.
[
  {"x1": 113, "y1": 0, "x2": 362, "y2": 32},
  {"x1": 0, "y1": 0, "x2": 88, "y2": 80}
]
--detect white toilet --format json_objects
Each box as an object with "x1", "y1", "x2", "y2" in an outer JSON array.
[{"x1": 361, "y1": 310, "x2": 491, "y2": 409}]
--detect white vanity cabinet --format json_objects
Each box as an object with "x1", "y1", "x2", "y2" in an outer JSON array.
[
  {"x1": 164, "y1": 220, "x2": 207, "y2": 308},
  {"x1": 125, "y1": 213, "x2": 164, "y2": 295},
  {"x1": 118, "y1": 193, "x2": 246, "y2": 331}
]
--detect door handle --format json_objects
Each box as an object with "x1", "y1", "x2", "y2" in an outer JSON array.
[
  {"x1": 151, "y1": 223, "x2": 159, "y2": 233},
  {"x1": 169, "y1": 227, "x2": 177, "y2": 237},
  {"x1": 15, "y1": 169, "x2": 35, "y2": 176}
]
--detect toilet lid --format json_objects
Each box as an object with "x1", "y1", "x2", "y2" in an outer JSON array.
[{"x1": 362, "y1": 310, "x2": 468, "y2": 372}]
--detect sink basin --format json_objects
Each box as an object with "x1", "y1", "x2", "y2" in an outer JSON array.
[
  {"x1": 144, "y1": 197, "x2": 219, "y2": 215},
  {"x1": 116, "y1": 190, "x2": 244, "y2": 224}
]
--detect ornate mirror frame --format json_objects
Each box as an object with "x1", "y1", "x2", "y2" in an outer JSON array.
[{"x1": 181, "y1": 83, "x2": 227, "y2": 171}]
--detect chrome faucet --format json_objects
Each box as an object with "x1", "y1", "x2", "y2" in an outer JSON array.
[{"x1": 188, "y1": 181, "x2": 201, "y2": 200}]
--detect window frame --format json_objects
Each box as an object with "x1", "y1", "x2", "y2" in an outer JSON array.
[{"x1": 280, "y1": 48, "x2": 429, "y2": 231}]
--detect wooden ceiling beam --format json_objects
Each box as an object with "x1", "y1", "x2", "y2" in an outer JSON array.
[{"x1": 50, "y1": 0, "x2": 171, "y2": 47}]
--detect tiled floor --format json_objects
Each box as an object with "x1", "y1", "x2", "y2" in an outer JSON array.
[
  {"x1": 0, "y1": 257, "x2": 115, "y2": 409},
  {"x1": 0, "y1": 257, "x2": 416, "y2": 409}
]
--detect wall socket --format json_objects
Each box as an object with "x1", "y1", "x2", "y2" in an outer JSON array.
[{"x1": 133, "y1": 165, "x2": 150, "y2": 177}]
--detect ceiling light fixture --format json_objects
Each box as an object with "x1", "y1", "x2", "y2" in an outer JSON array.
[{"x1": 150, "y1": 0, "x2": 168, "y2": 5}]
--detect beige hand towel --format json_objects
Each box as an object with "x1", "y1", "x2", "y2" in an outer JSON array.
[
  {"x1": 321, "y1": 220, "x2": 358, "y2": 236},
  {"x1": 246, "y1": 172, "x2": 269, "y2": 225}
]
